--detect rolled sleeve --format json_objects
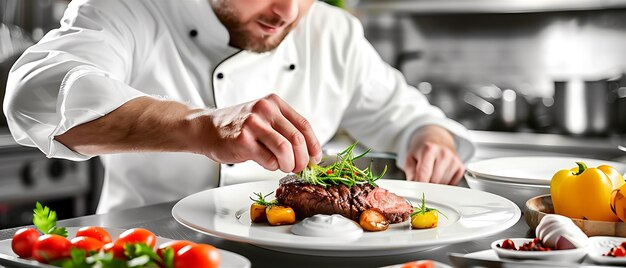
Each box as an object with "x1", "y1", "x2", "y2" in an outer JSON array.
[
  {"x1": 3, "y1": 0, "x2": 151, "y2": 160},
  {"x1": 48, "y1": 66, "x2": 148, "y2": 160}
]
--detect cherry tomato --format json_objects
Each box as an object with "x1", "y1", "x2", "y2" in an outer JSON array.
[
  {"x1": 173, "y1": 244, "x2": 220, "y2": 268},
  {"x1": 103, "y1": 242, "x2": 125, "y2": 259},
  {"x1": 76, "y1": 226, "x2": 112, "y2": 244},
  {"x1": 70, "y1": 236, "x2": 104, "y2": 255},
  {"x1": 157, "y1": 240, "x2": 195, "y2": 260},
  {"x1": 11, "y1": 228, "x2": 40, "y2": 258},
  {"x1": 32, "y1": 234, "x2": 71, "y2": 263},
  {"x1": 117, "y1": 228, "x2": 157, "y2": 249}
]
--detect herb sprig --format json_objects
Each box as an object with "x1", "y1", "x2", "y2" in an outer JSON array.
[
  {"x1": 411, "y1": 193, "x2": 447, "y2": 218},
  {"x1": 297, "y1": 142, "x2": 387, "y2": 187},
  {"x1": 250, "y1": 192, "x2": 279, "y2": 207}
]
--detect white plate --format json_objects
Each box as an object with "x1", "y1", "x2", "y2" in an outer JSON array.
[
  {"x1": 587, "y1": 236, "x2": 626, "y2": 265},
  {"x1": 172, "y1": 179, "x2": 521, "y2": 257},
  {"x1": 467, "y1": 157, "x2": 626, "y2": 185},
  {"x1": 491, "y1": 238, "x2": 586, "y2": 263},
  {"x1": 0, "y1": 227, "x2": 250, "y2": 268},
  {"x1": 464, "y1": 173, "x2": 550, "y2": 209}
]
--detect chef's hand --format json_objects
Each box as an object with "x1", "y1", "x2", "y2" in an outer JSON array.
[
  {"x1": 190, "y1": 94, "x2": 322, "y2": 173},
  {"x1": 403, "y1": 125, "x2": 465, "y2": 185}
]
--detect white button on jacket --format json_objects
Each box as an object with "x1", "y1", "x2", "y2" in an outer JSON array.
[{"x1": 3, "y1": 0, "x2": 475, "y2": 213}]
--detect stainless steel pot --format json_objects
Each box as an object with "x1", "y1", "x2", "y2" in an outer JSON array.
[
  {"x1": 608, "y1": 74, "x2": 626, "y2": 134},
  {"x1": 553, "y1": 78, "x2": 612, "y2": 136}
]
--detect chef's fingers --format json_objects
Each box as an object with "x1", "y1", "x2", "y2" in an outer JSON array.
[
  {"x1": 430, "y1": 155, "x2": 451, "y2": 184},
  {"x1": 270, "y1": 113, "x2": 309, "y2": 173},
  {"x1": 414, "y1": 148, "x2": 436, "y2": 183},
  {"x1": 439, "y1": 150, "x2": 461, "y2": 184},
  {"x1": 403, "y1": 156, "x2": 418, "y2": 181},
  {"x1": 250, "y1": 143, "x2": 280, "y2": 171},
  {"x1": 246, "y1": 112, "x2": 295, "y2": 173},
  {"x1": 252, "y1": 144, "x2": 280, "y2": 171},
  {"x1": 254, "y1": 96, "x2": 308, "y2": 172},
  {"x1": 449, "y1": 163, "x2": 466, "y2": 186},
  {"x1": 234, "y1": 128, "x2": 279, "y2": 170},
  {"x1": 267, "y1": 94, "x2": 322, "y2": 163}
]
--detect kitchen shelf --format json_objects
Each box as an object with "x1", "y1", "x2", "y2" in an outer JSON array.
[{"x1": 357, "y1": 0, "x2": 626, "y2": 14}]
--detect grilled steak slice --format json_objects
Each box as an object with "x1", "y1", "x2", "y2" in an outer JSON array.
[{"x1": 275, "y1": 174, "x2": 412, "y2": 223}]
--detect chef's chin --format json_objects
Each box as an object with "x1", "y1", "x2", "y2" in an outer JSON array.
[{"x1": 230, "y1": 29, "x2": 290, "y2": 53}]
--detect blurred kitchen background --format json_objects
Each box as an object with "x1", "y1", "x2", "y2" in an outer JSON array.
[
  {"x1": 2, "y1": 0, "x2": 626, "y2": 227},
  {"x1": 0, "y1": 0, "x2": 99, "y2": 229}
]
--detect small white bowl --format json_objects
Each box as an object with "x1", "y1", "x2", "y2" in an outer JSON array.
[
  {"x1": 587, "y1": 236, "x2": 626, "y2": 265},
  {"x1": 465, "y1": 174, "x2": 550, "y2": 208},
  {"x1": 491, "y1": 238, "x2": 587, "y2": 263}
]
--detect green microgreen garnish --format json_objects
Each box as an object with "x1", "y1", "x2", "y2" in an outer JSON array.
[
  {"x1": 297, "y1": 142, "x2": 386, "y2": 187},
  {"x1": 51, "y1": 248, "x2": 123, "y2": 268},
  {"x1": 411, "y1": 193, "x2": 447, "y2": 219},
  {"x1": 250, "y1": 192, "x2": 279, "y2": 207},
  {"x1": 33, "y1": 202, "x2": 67, "y2": 237}
]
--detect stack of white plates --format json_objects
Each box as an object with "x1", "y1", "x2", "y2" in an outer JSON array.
[{"x1": 465, "y1": 156, "x2": 626, "y2": 208}]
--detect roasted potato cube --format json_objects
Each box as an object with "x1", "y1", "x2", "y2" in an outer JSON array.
[
  {"x1": 250, "y1": 203, "x2": 267, "y2": 223},
  {"x1": 359, "y1": 209, "x2": 389, "y2": 232},
  {"x1": 411, "y1": 210, "x2": 439, "y2": 229},
  {"x1": 266, "y1": 205, "x2": 296, "y2": 226}
]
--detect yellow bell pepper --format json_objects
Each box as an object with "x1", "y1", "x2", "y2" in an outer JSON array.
[
  {"x1": 598, "y1": 165, "x2": 626, "y2": 189},
  {"x1": 550, "y1": 162, "x2": 622, "y2": 222}
]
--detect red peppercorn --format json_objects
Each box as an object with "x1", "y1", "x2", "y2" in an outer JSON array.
[
  {"x1": 500, "y1": 239, "x2": 516, "y2": 250},
  {"x1": 605, "y1": 244, "x2": 626, "y2": 257}
]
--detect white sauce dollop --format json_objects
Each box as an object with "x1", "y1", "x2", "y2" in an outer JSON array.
[
  {"x1": 291, "y1": 214, "x2": 363, "y2": 240},
  {"x1": 536, "y1": 214, "x2": 588, "y2": 249}
]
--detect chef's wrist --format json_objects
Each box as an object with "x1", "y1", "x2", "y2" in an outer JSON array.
[{"x1": 182, "y1": 108, "x2": 216, "y2": 155}]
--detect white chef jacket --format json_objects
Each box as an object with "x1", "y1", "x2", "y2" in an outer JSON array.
[{"x1": 4, "y1": 0, "x2": 475, "y2": 213}]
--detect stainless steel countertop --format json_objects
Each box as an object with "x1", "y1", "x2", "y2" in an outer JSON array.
[
  {"x1": 1, "y1": 130, "x2": 620, "y2": 267},
  {"x1": 0, "y1": 198, "x2": 529, "y2": 268}
]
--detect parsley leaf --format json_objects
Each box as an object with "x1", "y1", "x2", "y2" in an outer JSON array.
[{"x1": 33, "y1": 202, "x2": 67, "y2": 237}]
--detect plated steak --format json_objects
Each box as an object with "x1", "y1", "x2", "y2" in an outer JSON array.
[{"x1": 275, "y1": 175, "x2": 412, "y2": 223}]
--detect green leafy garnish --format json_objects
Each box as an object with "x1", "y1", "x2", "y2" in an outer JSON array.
[
  {"x1": 297, "y1": 142, "x2": 386, "y2": 187},
  {"x1": 411, "y1": 193, "x2": 447, "y2": 219},
  {"x1": 51, "y1": 248, "x2": 127, "y2": 268},
  {"x1": 250, "y1": 192, "x2": 279, "y2": 207},
  {"x1": 124, "y1": 243, "x2": 162, "y2": 267},
  {"x1": 162, "y1": 247, "x2": 175, "y2": 268},
  {"x1": 33, "y1": 202, "x2": 67, "y2": 237}
]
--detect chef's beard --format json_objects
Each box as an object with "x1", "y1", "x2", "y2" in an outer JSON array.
[{"x1": 212, "y1": 2, "x2": 296, "y2": 53}]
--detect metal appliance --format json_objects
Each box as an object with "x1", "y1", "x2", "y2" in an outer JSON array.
[
  {"x1": 0, "y1": 136, "x2": 91, "y2": 229},
  {"x1": 0, "y1": 0, "x2": 95, "y2": 229}
]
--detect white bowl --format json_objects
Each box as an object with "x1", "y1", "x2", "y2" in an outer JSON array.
[
  {"x1": 491, "y1": 238, "x2": 587, "y2": 263},
  {"x1": 464, "y1": 173, "x2": 550, "y2": 208},
  {"x1": 587, "y1": 236, "x2": 626, "y2": 265},
  {"x1": 467, "y1": 156, "x2": 626, "y2": 186}
]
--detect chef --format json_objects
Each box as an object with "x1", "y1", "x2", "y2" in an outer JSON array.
[{"x1": 4, "y1": 0, "x2": 475, "y2": 213}]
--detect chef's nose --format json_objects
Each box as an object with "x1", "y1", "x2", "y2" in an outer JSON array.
[{"x1": 271, "y1": 0, "x2": 298, "y2": 24}]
